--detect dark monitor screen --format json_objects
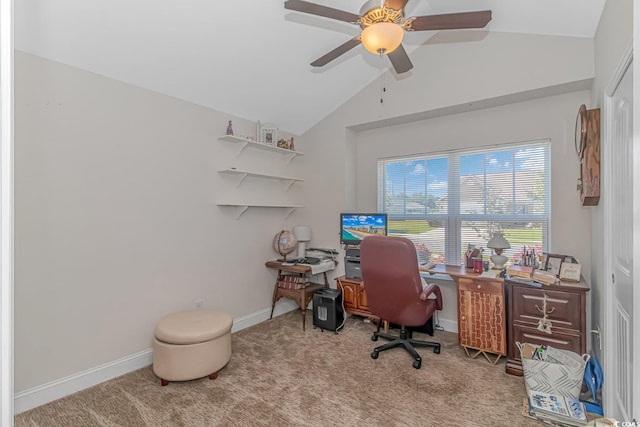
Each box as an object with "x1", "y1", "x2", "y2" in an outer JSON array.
[{"x1": 340, "y1": 213, "x2": 388, "y2": 246}]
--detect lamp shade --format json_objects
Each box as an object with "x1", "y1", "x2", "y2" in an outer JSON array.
[
  {"x1": 487, "y1": 232, "x2": 510, "y2": 269},
  {"x1": 487, "y1": 232, "x2": 510, "y2": 250},
  {"x1": 361, "y1": 22, "x2": 404, "y2": 55},
  {"x1": 292, "y1": 225, "x2": 311, "y2": 242}
]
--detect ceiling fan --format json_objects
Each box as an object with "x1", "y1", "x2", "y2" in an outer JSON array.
[{"x1": 284, "y1": 0, "x2": 492, "y2": 74}]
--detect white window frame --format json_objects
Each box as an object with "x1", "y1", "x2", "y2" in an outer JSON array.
[{"x1": 377, "y1": 140, "x2": 551, "y2": 265}]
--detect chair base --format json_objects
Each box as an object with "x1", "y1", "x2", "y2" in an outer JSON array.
[{"x1": 370, "y1": 327, "x2": 440, "y2": 369}]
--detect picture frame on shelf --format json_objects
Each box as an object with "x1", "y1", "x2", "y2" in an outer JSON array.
[
  {"x1": 559, "y1": 262, "x2": 582, "y2": 282},
  {"x1": 277, "y1": 138, "x2": 289, "y2": 149},
  {"x1": 260, "y1": 126, "x2": 277, "y2": 145},
  {"x1": 544, "y1": 253, "x2": 566, "y2": 277}
]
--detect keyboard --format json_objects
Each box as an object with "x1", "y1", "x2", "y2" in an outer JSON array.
[{"x1": 284, "y1": 257, "x2": 322, "y2": 265}]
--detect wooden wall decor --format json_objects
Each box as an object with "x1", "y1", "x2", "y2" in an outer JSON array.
[{"x1": 575, "y1": 105, "x2": 601, "y2": 206}]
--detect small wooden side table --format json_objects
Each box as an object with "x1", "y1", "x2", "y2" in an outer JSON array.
[
  {"x1": 265, "y1": 260, "x2": 332, "y2": 331},
  {"x1": 425, "y1": 264, "x2": 506, "y2": 364}
]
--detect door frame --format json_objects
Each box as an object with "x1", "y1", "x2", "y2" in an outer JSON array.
[
  {"x1": 603, "y1": 42, "x2": 639, "y2": 420},
  {"x1": 0, "y1": 0, "x2": 14, "y2": 425}
]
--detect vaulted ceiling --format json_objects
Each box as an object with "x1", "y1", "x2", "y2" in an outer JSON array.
[{"x1": 15, "y1": 0, "x2": 606, "y2": 135}]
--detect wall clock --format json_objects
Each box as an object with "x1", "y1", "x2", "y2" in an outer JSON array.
[
  {"x1": 575, "y1": 104, "x2": 601, "y2": 206},
  {"x1": 574, "y1": 104, "x2": 587, "y2": 160}
]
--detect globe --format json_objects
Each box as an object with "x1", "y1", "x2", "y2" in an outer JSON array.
[{"x1": 273, "y1": 230, "x2": 297, "y2": 260}]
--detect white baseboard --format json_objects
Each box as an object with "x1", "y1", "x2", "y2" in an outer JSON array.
[
  {"x1": 14, "y1": 303, "x2": 300, "y2": 414},
  {"x1": 436, "y1": 318, "x2": 457, "y2": 333},
  {"x1": 14, "y1": 349, "x2": 153, "y2": 414},
  {"x1": 231, "y1": 301, "x2": 298, "y2": 332}
]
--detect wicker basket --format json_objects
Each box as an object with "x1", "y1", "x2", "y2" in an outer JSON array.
[{"x1": 517, "y1": 342, "x2": 589, "y2": 400}]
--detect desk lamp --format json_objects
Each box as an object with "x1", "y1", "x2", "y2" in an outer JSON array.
[
  {"x1": 487, "y1": 232, "x2": 510, "y2": 269},
  {"x1": 292, "y1": 225, "x2": 311, "y2": 258}
]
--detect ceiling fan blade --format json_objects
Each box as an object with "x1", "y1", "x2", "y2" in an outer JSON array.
[
  {"x1": 311, "y1": 38, "x2": 362, "y2": 67},
  {"x1": 387, "y1": 44, "x2": 413, "y2": 74},
  {"x1": 408, "y1": 10, "x2": 492, "y2": 31},
  {"x1": 284, "y1": 0, "x2": 360, "y2": 24},
  {"x1": 384, "y1": 0, "x2": 409, "y2": 11}
]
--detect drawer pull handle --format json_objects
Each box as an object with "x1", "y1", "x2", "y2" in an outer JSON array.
[
  {"x1": 535, "y1": 305, "x2": 556, "y2": 315},
  {"x1": 535, "y1": 293, "x2": 553, "y2": 334}
]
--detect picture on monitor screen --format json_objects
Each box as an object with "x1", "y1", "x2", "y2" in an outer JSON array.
[{"x1": 340, "y1": 213, "x2": 388, "y2": 245}]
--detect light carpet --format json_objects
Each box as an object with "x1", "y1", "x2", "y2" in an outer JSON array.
[{"x1": 15, "y1": 310, "x2": 540, "y2": 426}]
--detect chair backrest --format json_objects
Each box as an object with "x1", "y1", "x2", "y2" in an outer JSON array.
[{"x1": 360, "y1": 235, "x2": 429, "y2": 327}]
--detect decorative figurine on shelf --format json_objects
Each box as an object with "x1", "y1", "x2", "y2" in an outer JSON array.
[
  {"x1": 289, "y1": 137, "x2": 295, "y2": 151},
  {"x1": 226, "y1": 120, "x2": 234, "y2": 135}
]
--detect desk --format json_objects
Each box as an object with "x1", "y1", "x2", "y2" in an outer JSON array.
[
  {"x1": 505, "y1": 277, "x2": 589, "y2": 375},
  {"x1": 425, "y1": 264, "x2": 506, "y2": 364},
  {"x1": 265, "y1": 260, "x2": 333, "y2": 331}
]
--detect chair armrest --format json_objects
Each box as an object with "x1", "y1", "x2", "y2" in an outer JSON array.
[{"x1": 420, "y1": 283, "x2": 443, "y2": 310}]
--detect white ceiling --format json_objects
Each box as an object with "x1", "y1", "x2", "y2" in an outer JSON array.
[{"x1": 15, "y1": 0, "x2": 606, "y2": 135}]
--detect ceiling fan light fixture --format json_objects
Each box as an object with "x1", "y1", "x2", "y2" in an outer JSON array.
[{"x1": 361, "y1": 22, "x2": 404, "y2": 55}]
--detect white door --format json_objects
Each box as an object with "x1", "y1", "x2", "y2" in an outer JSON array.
[{"x1": 607, "y1": 59, "x2": 635, "y2": 421}]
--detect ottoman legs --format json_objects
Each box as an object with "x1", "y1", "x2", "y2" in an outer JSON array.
[{"x1": 160, "y1": 370, "x2": 219, "y2": 386}]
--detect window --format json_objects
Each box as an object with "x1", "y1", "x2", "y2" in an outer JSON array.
[{"x1": 377, "y1": 141, "x2": 550, "y2": 266}]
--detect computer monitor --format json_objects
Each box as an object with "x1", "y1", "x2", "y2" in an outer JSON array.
[{"x1": 340, "y1": 213, "x2": 388, "y2": 246}]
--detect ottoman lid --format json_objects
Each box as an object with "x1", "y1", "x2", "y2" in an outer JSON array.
[{"x1": 155, "y1": 309, "x2": 233, "y2": 345}]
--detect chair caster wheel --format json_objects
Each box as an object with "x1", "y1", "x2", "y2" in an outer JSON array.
[
  {"x1": 371, "y1": 351, "x2": 379, "y2": 359},
  {"x1": 413, "y1": 360, "x2": 421, "y2": 369},
  {"x1": 371, "y1": 334, "x2": 379, "y2": 342},
  {"x1": 433, "y1": 346, "x2": 441, "y2": 354}
]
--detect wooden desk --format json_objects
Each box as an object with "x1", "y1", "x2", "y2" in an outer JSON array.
[
  {"x1": 505, "y1": 277, "x2": 590, "y2": 375},
  {"x1": 265, "y1": 260, "x2": 332, "y2": 331},
  {"x1": 425, "y1": 264, "x2": 506, "y2": 364}
]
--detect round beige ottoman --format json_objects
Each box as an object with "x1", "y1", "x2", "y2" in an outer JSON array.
[{"x1": 153, "y1": 309, "x2": 233, "y2": 386}]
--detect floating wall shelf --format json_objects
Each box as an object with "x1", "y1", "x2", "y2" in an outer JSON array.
[
  {"x1": 216, "y1": 202, "x2": 303, "y2": 220},
  {"x1": 217, "y1": 168, "x2": 303, "y2": 189},
  {"x1": 218, "y1": 135, "x2": 304, "y2": 163}
]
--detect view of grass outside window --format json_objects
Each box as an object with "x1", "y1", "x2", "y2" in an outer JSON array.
[{"x1": 378, "y1": 141, "x2": 550, "y2": 266}]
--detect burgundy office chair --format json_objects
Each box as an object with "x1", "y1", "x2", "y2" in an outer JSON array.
[{"x1": 360, "y1": 235, "x2": 442, "y2": 369}]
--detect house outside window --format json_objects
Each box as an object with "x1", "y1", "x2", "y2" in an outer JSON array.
[{"x1": 377, "y1": 141, "x2": 551, "y2": 266}]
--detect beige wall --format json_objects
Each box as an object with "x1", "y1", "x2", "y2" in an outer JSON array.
[{"x1": 14, "y1": 52, "x2": 305, "y2": 392}]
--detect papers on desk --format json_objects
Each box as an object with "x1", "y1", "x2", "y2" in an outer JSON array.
[
  {"x1": 281, "y1": 259, "x2": 336, "y2": 274},
  {"x1": 309, "y1": 259, "x2": 336, "y2": 274},
  {"x1": 478, "y1": 270, "x2": 498, "y2": 279},
  {"x1": 419, "y1": 261, "x2": 435, "y2": 271}
]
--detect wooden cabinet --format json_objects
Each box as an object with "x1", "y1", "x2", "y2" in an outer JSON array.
[
  {"x1": 457, "y1": 277, "x2": 507, "y2": 363},
  {"x1": 335, "y1": 276, "x2": 372, "y2": 318},
  {"x1": 423, "y1": 264, "x2": 507, "y2": 364},
  {"x1": 505, "y1": 278, "x2": 590, "y2": 376}
]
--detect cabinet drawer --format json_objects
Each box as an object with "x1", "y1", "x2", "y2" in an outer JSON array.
[
  {"x1": 512, "y1": 286, "x2": 582, "y2": 330},
  {"x1": 458, "y1": 278, "x2": 503, "y2": 295},
  {"x1": 337, "y1": 281, "x2": 357, "y2": 309},
  {"x1": 511, "y1": 323, "x2": 584, "y2": 358},
  {"x1": 358, "y1": 285, "x2": 369, "y2": 310}
]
